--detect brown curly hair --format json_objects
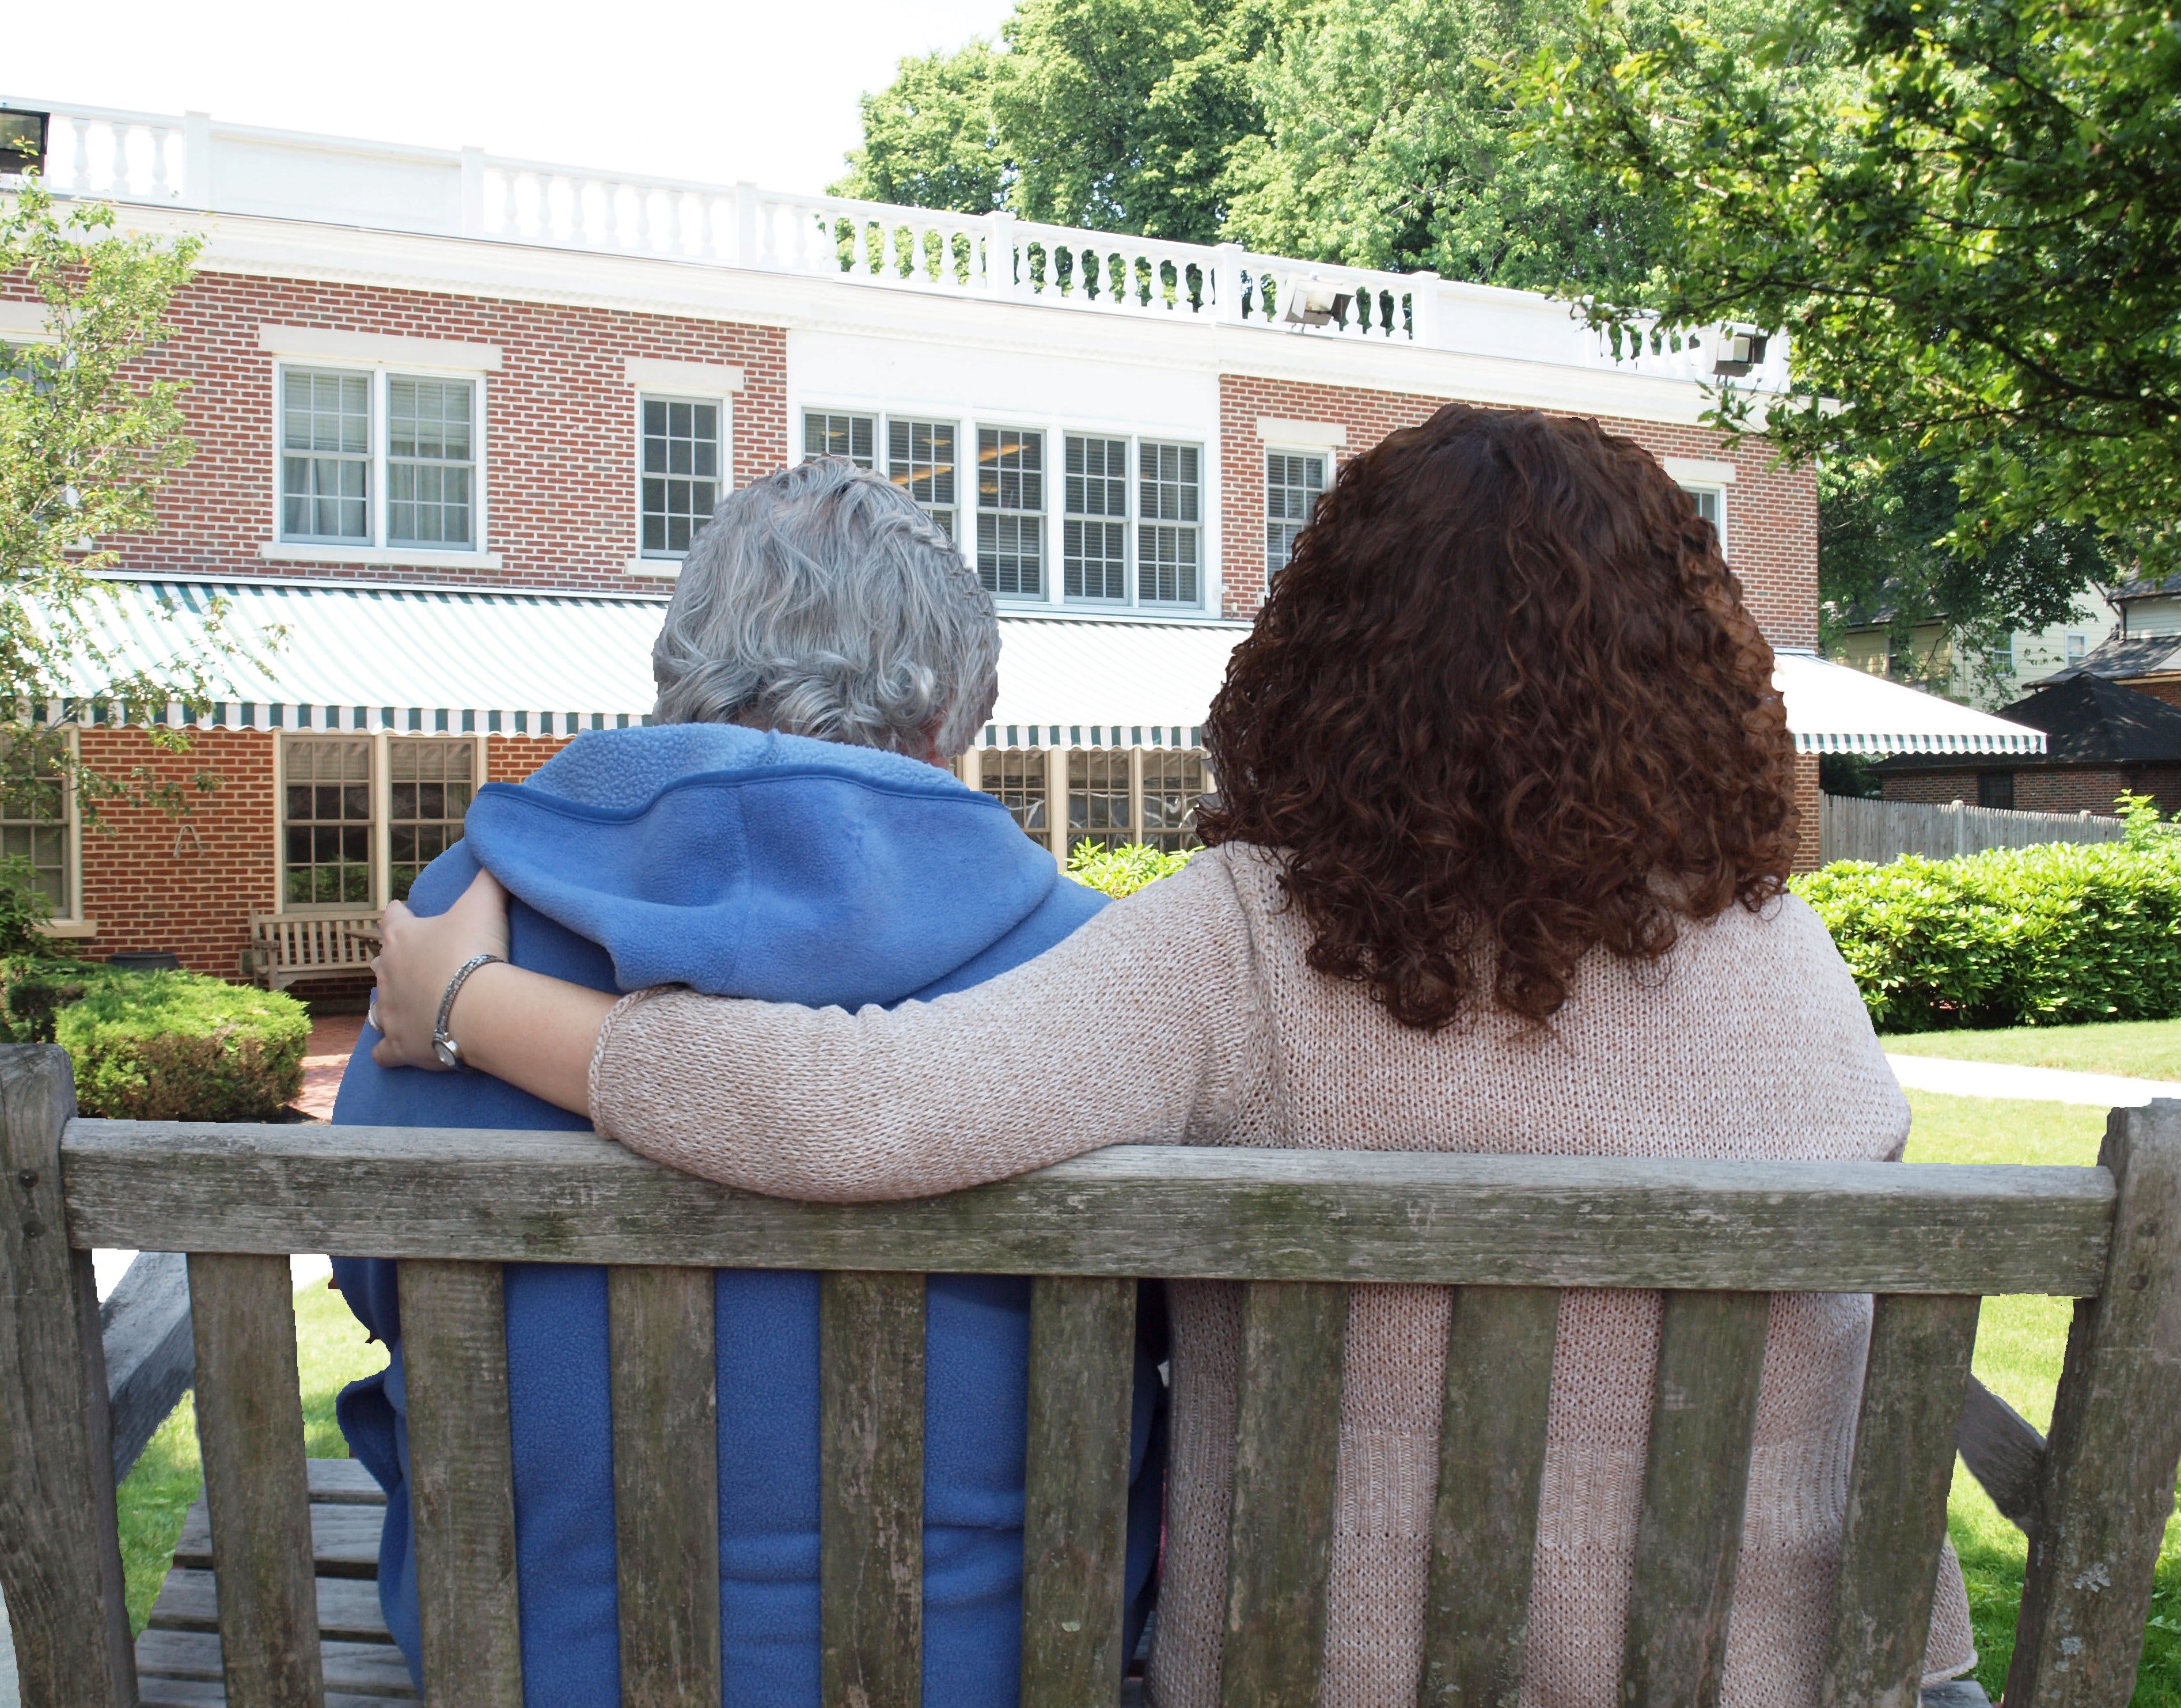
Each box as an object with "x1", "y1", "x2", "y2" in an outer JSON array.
[{"x1": 1198, "y1": 404, "x2": 1796, "y2": 1030}]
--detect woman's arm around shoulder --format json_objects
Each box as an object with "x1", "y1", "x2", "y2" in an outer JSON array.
[{"x1": 591, "y1": 847, "x2": 1270, "y2": 1199}]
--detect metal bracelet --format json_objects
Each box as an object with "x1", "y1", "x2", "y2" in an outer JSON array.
[{"x1": 431, "y1": 952, "x2": 505, "y2": 1072}]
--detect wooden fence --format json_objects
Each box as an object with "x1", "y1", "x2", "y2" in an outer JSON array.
[{"x1": 1818, "y1": 794, "x2": 2131, "y2": 866}]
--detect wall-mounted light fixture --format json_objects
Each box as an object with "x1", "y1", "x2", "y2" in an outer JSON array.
[
  {"x1": 0, "y1": 109, "x2": 50, "y2": 179},
  {"x1": 1713, "y1": 331, "x2": 1770, "y2": 376},
  {"x1": 1283, "y1": 281, "x2": 1354, "y2": 328}
]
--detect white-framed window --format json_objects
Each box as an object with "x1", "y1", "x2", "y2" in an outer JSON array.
[
  {"x1": 280, "y1": 734, "x2": 479, "y2": 912},
  {"x1": 889, "y1": 418, "x2": 958, "y2": 539},
  {"x1": 1682, "y1": 485, "x2": 1727, "y2": 554},
  {"x1": 639, "y1": 396, "x2": 722, "y2": 561},
  {"x1": 274, "y1": 364, "x2": 487, "y2": 557},
  {"x1": 977, "y1": 427, "x2": 1045, "y2": 598},
  {"x1": 282, "y1": 736, "x2": 374, "y2": 908},
  {"x1": 1139, "y1": 442, "x2": 1202, "y2": 605},
  {"x1": 0, "y1": 736, "x2": 79, "y2": 924},
  {"x1": 1064, "y1": 435, "x2": 1129, "y2": 602},
  {"x1": 2066, "y1": 632, "x2": 2089, "y2": 664},
  {"x1": 976, "y1": 749, "x2": 1049, "y2": 838},
  {"x1": 1266, "y1": 450, "x2": 1327, "y2": 578},
  {"x1": 1140, "y1": 749, "x2": 1208, "y2": 851},
  {"x1": 389, "y1": 738, "x2": 475, "y2": 902},
  {"x1": 804, "y1": 410, "x2": 877, "y2": 469},
  {"x1": 1067, "y1": 750, "x2": 1134, "y2": 849}
]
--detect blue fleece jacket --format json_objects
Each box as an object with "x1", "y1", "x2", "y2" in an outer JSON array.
[{"x1": 330, "y1": 725, "x2": 1165, "y2": 1706}]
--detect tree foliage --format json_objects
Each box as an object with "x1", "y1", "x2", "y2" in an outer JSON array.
[
  {"x1": 1525, "y1": 0, "x2": 2181, "y2": 575},
  {"x1": 1, "y1": 183, "x2": 234, "y2": 817}
]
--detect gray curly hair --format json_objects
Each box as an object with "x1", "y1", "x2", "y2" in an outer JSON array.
[{"x1": 652, "y1": 457, "x2": 999, "y2": 758}]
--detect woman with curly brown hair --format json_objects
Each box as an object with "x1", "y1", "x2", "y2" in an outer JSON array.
[{"x1": 367, "y1": 404, "x2": 1974, "y2": 1707}]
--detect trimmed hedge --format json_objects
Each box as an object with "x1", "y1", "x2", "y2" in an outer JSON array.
[
  {"x1": 1791, "y1": 830, "x2": 2181, "y2": 1033},
  {"x1": 1067, "y1": 840, "x2": 1196, "y2": 899},
  {"x1": 55, "y1": 972, "x2": 309, "y2": 1121}
]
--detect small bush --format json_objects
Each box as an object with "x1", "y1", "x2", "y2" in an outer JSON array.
[
  {"x1": 0, "y1": 855, "x2": 56, "y2": 957},
  {"x1": 1793, "y1": 830, "x2": 2181, "y2": 1033},
  {"x1": 1067, "y1": 840, "x2": 1196, "y2": 899},
  {"x1": 0, "y1": 955, "x2": 127, "y2": 1043},
  {"x1": 57, "y1": 973, "x2": 309, "y2": 1120}
]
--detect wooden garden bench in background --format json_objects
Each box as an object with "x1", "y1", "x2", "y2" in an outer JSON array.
[
  {"x1": 3, "y1": 1040, "x2": 2180, "y2": 1708},
  {"x1": 245, "y1": 914, "x2": 381, "y2": 992}
]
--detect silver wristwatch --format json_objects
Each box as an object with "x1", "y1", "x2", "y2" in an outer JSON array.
[{"x1": 433, "y1": 952, "x2": 506, "y2": 1071}]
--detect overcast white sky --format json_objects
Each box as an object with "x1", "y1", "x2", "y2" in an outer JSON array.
[{"x1": 7, "y1": 0, "x2": 1010, "y2": 195}]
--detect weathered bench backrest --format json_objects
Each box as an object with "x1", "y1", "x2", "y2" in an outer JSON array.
[{"x1": 5, "y1": 1041, "x2": 2180, "y2": 1708}]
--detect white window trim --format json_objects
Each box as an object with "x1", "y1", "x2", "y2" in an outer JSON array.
[
  {"x1": 276, "y1": 730, "x2": 479, "y2": 916},
  {"x1": 628, "y1": 380, "x2": 738, "y2": 579},
  {"x1": 269, "y1": 360, "x2": 493, "y2": 563},
  {"x1": 0, "y1": 303, "x2": 58, "y2": 343},
  {"x1": 259, "y1": 326, "x2": 502, "y2": 373},
  {"x1": 9, "y1": 726, "x2": 89, "y2": 933},
  {"x1": 1265, "y1": 444, "x2": 1332, "y2": 580},
  {"x1": 1661, "y1": 456, "x2": 1738, "y2": 486},
  {"x1": 791, "y1": 393, "x2": 1227, "y2": 618},
  {"x1": 975, "y1": 421, "x2": 1054, "y2": 602},
  {"x1": 1678, "y1": 483, "x2": 1729, "y2": 556}
]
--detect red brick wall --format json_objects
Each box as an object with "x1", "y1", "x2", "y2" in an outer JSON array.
[
  {"x1": 2119, "y1": 676, "x2": 2181, "y2": 711},
  {"x1": 96, "y1": 274, "x2": 787, "y2": 591},
  {"x1": 1876, "y1": 765, "x2": 2176, "y2": 818},
  {"x1": 1217, "y1": 375, "x2": 1817, "y2": 644},
  {"x1": 485, "y1": 737, "x2": 574, "y2": 785},
  {"x1": 76, "y1": 727, "x2": 278, "y2": 978},
  {"x1": 1791, "y1": 754, "x2": 1822, "y2": 872}
]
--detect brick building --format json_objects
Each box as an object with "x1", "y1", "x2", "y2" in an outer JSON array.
[
  {"x1": 1875, "y1": 674, "x2": 2181, "y2": 817},
  {"x1": 3, "y1": 98, "x2": 2036, "y2": 987}
]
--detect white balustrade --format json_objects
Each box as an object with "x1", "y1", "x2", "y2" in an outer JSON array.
[{"x1": 12, "y1": 94, "x2": 1788, "y2": 391}]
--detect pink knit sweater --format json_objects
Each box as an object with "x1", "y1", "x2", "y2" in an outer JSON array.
[{"x1": 586, "y1": 843, "x2": 1974, "y2": 1707}]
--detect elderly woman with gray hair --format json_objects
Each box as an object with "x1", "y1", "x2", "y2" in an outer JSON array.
[{"x1": 333, "y1": 457, "x2": 1165, "y2": 1706}]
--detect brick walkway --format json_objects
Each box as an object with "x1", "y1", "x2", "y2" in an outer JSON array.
[{"x1": 295, "y1": 1012, "x2": 365, "y2": 1121}]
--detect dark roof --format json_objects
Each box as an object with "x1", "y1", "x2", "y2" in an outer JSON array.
[
  {"x1": 2046, "y1": 632, "x2": 2181, "y2": 685},
  {"x1": 1877, "y1": 673, "x2": 2181, "y2": 771}
]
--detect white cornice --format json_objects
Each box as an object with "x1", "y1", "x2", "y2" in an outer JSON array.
[{"x1": 109, "y1": 204, "x2": 1751, "y2": 430}]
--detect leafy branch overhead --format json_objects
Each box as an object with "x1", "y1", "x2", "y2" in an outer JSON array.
[
  {"x1": 0, "y1": 181, "x2": 255, "y2": 818},
  {"x1": 1523, "y1": 0, "x2": 2181, "y2": 574}
]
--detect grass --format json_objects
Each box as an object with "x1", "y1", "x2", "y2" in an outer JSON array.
[
  {"x1": 1887, "y1": 1015, "x2": 2181, "y2": 1080},
  {"x1": 115, "y1": 1273, "x2": 387, "y2": 1634},
  {"x1": 1903, "y1": 1090, "x2": 2181, "y2": 1703}
]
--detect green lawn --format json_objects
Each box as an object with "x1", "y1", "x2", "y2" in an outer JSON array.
[
  {"x1": 1887, "y1": 1015, "x2": 2181, "y2": 1080},
  {"x1": 115, "y1": 1273, "x2": 387, "y2": 1633},
  {"x1": 1904, "y1": 1089, "x2": 2181, "y2": 1703}
]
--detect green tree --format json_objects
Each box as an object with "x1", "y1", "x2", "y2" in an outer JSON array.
[
  {"x1": 1222, "y1": 0, "x2": 1684, "y2": 293},
  {"x1": 1525, "y1": 0, "x2": 2181, "y2": 575},
  {"x1": 835, "y1": 0, "x2": 1273, "y2": 242},
  {"x1": 1, "y1": 183, "x2": 236, "y2": 821}
]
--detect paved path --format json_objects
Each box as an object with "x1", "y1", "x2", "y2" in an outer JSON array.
[{"x1": 1887, "y1": 1052, "x2": 2181, "y2": 1107}]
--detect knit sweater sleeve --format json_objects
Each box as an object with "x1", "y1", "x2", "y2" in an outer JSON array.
[{"x1": 586, "y1": 848, "x2": 1267, "y2": 1201}]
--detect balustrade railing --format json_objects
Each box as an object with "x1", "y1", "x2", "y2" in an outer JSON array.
[{"x1": 10, "y1": 94, "x2": 1786, "y2": 389}]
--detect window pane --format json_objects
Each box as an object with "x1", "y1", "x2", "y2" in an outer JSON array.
[
  {"x1": 1266, "y1": 451, "x2": 1327, "y2": 579},
  {"x1": 1141, "y1": 749, "x2": 1208, "y2": 851},
  {"x1": 803, "y1": 410, "x2": 879, "y2": 470},
  {"x1": 888, "y1": 417, "x2": 957, "y2": 537},
  {"x1": 1139, "y1": 442, "x2": 1201, "y2": 604},
  {"x1": 1064, "y1": 436, "x2": 1129, "y2": 599},
  {"x1": 0, "y1": 742, "x2": 70, "y2": 914},
  {"x1": 387, "y1": 738, "x2": 476, "y2": 902},
  {"x1": 640, "y1": 394, "x2": 723, "y2": 560},
  {"x1": 977, "y1": 749, "x2": 1049, "y2": 840},
  {"x1": 387, "y1": 376, "x2": 475, "y2": 548},
  {"x1": 1067, "y1": 749, "x2": 1132, "y2": 851},
  {"x1": 282, "y1": 738, "x2": 374, "y2": 907},
  {"x1": 976, "y1": 428, "x2": 1044, "y2": 597},
  {"x1": 279, "y1": 369, "x2": 371, "y2": 543}
]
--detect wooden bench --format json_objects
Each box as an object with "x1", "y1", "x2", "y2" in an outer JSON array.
[
  {"x1": 245, "y1": 914, "x2": 381, "y2": 992},
  {"x1": 3, "y1": 1039, "x2": 2180, "y2": 1708}
]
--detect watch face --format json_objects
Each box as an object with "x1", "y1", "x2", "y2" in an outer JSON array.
[{"x1": 433, "y1": 1038, "x2": 461, "y2": 1070}]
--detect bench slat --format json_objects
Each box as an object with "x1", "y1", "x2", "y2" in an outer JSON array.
[
  {"x1": 175, "y1": 1500, "x2": 385, "y2": 1578},
  {"x1": 398, "y1": 1261, "x2": 523, "y2": 1708},
  {"x1": 1820, "y1": 1293, "x2": 1982, "y2": 1708},
  {"x1": 820, "y1": 1270, "x2": 925, "y2": 1708},
  {"x1": 1620, "y1": 1290, "x2": 1770, "y2": 1708},
  {"x1": 1418, "y1": 1286, "x2": 1560, "y2": 1708},
  {"x1": 1021, "y1": 1275, "x2": 1139, "y2": 1708},
  {"x1": 610, "y1": 1265, "x2": 722, "y2": 1706},
  {"x1": 187, "y1": 1251, "x2": 325, "y2": 1708},
  {"x1": 134, "y1": 1628, "x2": 415, "y2": 1699},
  {"x1": 1222, "y1": 1280, "x2": 1347, "y2": 1708},
  {"x1": 2008, "y1": 1104, "x2": 2181, "y2": 1708},
  {"x1": 150, "y1": 1568, "x2": 392, "y2": 1645},
  {"x1": 63, "y1": 1127, "x2": 2118, "y2": 1297}
]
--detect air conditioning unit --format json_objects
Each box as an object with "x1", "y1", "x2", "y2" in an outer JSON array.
[
  {"x1": 1283, "y1": 281, "x2": 1354, "y2": 328},
  {"x1": 0, "y1": 110, "x2": 49, "y2": 180},
  {"x1": 1713, "y1": 330, "x2": 1770, "y2": 376}
]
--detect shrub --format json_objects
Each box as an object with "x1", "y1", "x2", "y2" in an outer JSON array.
[
  {"x1": 1792, "y1": 833, "x2": 2181, "y2": 1033},
  {"x1": 0, "y1": 855, "x2": 56, "y2": 958},
  {"x1": 56, "y1": 973, "x2": 309, "y2": 1120},
  {"x1": 0, "y1": 955, "x2": 127, "y2": 1043},
  {"x1": 1067, "y1": 840, "x2": 1196, "y2": 899}
]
